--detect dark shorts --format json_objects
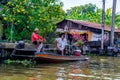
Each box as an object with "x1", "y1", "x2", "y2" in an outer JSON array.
[
  {"x1": 57, "y1": 49, "x2": 66, "y2": 54},
  {"x1": 33, "y1": 40, "x2": 41, "y2": 45},
  {"x1": 33, "y1": 41, "x2": 37, "y2": 45}
]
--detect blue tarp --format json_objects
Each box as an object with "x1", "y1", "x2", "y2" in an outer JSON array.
[{"x1": 35, "y1": 52, "x2": 47, "y2": 54}]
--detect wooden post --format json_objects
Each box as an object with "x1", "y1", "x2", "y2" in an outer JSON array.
[
  {"x1": 10, "y1": 21, "x2": 14, "y2": 42},
  {"x1": 110, "y1": 0, "x2": 117, "y2": 47},
  {"x1": 0, "y1": 21, "x2": 2, "y2": 40},
  {"x1": 101, "y1": 0, "x2": 105, "y2": 50}
]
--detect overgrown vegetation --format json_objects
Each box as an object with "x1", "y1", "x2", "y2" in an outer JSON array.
[
  {"x1": 4, "y1": 59, "x2": 36, "y2": 66},
  {"x1": 73, "y1": 40, "x2": 84, "y2": 47},
  {"x1": 66, "y1": 3, "x2": 120, "y2": 29},
  {"x1": 1, "y1": 2, "x2": 120, "y2": 42},
  {"x1": 0, "y1": 0, "x2": 65, "y2": 43}
]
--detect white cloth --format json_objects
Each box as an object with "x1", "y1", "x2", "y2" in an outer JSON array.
[
  {"x1": 37, "y1": 43, "x2": 43, "y2": 52},
  {"x1": 91, "y1": 33, "x2": 109, "y2": 41},
  {"x1": 83, "y1": 45, "x2": 88, "y2": 51},
  {"x1": 56, "y1": 38, "x2": 67, "y2": 51}
]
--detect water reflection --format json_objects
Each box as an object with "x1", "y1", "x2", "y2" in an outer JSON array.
[{"x1": 0, "y1": 56, "x2": 120, "y2": 80}]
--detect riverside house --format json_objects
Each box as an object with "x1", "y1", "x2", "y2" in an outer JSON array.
[{"x1": 56, "y1": 19, "x2": 120, "y2": 43}]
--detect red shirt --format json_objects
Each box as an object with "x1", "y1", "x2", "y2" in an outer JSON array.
[{"x1": 31, "y1": 32, "x2": 44, "y2": 43}]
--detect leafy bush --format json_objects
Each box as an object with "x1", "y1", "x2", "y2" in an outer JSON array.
[
  {"x1": 0, "y1": 0, "x2": 65, "y2": 43},
  {"x1": 73, "y1": 40, "x2": 84, "y2": 46}
]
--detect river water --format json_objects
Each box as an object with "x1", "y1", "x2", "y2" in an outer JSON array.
[{"x1": 0, "y1": 56, "x2": 120, "y2": 80}]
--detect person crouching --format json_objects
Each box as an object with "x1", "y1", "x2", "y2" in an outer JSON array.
[
  {"x1": 55, "y1": 34, "x2": 67, "y2": 56},
  {"x1": 31, "y1": 28, "x2": 46, "y2": 52}
]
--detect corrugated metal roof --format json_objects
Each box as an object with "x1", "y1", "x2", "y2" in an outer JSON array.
[{"x1": 67, "y1": 19, "x2": 120, "y2": 33}]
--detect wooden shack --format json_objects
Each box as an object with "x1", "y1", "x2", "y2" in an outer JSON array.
[{"x1": 56, "y1": 19, "x2": 120, "y2": 42}]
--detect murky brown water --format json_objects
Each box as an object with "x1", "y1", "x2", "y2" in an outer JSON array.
[{"x1": 0, "y1": 56, "x2": 120, "y2": 80}]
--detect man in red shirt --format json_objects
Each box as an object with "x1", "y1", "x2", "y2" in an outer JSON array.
[{"x1": 31, "y1": 28, "x2": 46, "y2": 52}]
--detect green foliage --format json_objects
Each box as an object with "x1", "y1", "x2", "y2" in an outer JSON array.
[
  {"x1": 0, "y1": 0, "x2": 65, "y2": 42},
  {"x1": 4, "y1": 59, "x2": 36, "y2": 66},
  {"x1": 73, "y1": 40, "x2": 84, "y2": 46},
  {"x1": 0, "y1": 21, "x2": 2, "y2": 36},
  {"x1": 66, "y1": 3, "x2": 120, "y2": 29},
  {"x1": 115, "y1": 14, "x2": 120, "y2": 29},
  {"x1": 66, "y1": 3, "x2": 96, "y2": 20}
]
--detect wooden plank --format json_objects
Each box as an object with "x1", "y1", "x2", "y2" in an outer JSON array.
[
  {"x1": 16, "y1": 49, "x2": 36, "y2": 51},
  {"x1": 44, "y1": 48, "x2": 57, "y2": 50}
]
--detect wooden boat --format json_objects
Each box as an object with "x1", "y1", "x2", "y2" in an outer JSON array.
[
  {"x1": 11, "y1": 48, "x2": 88, "y2": 63},
  {"x1": 35, "y1": 52, "x2": 88, "y2": 62}
]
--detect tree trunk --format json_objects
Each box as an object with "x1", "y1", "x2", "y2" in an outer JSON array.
[
  {"x1": 110, "y1": 0, "x2": 117, "y2": 47},
  {"x1": 101, "y1": 0, "x2": 105, "y2": 50}
]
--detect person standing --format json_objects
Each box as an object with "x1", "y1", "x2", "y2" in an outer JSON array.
[{"x1": 31, "y1": 28, "x2": 46, "y2": 52}]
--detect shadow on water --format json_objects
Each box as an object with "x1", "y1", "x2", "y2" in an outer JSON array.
[{"x1": 0, "y1": 56, "x2": 120, "y2": 80}]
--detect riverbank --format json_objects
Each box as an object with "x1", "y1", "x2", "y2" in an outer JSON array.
[
  {"x1": 0, "y1": 42, "x2": 37, "y2": 60},
  {"x1": 0, "y1": 42, "x2": 37, "y2": 49},
  {"x1": 0, "y1": 42, "x2": 119, "y2": 60}
]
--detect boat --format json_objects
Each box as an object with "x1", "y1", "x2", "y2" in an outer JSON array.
[
  {"x1": 35, "y1": 52, "x2": 88, "y2": 62},
  {"x1": 11, "y1": 48, "x2": 88, "y2": 63}
]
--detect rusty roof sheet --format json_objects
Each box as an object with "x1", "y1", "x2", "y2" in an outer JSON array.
[{"x1": 68, "y1": 19, "x2": 120, "y2": 33}]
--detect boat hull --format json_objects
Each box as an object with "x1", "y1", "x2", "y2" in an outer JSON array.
[
  {"x1": 11, "y1": 49, "x2": 88, "y2": 63},
  {"x1": 35, "y1": 54, "x2": 88, "y2": 63}
]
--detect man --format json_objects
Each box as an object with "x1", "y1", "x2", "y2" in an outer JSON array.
[
  {"x1": 55, "y1": 34, "x2": 67, "y2": 56},
  {"x1": 59, "y1": 33, "x2": 73, "y2": 45},
  {"x1": 31, "y1": 28, "x2": 46, "y2": 52}
]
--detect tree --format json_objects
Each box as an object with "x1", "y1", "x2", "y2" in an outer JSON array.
[
  {"x1": 115, "y1": 14, "x2": 120, "y2": 29},
  {"x1": 66, "y1": 3, "x2": 96, "y2": 20},
  {"x1": 0, "y1": 0, "x2": 65, "y2": 43},
  {"x1": 66, "y1": 3, "x2": 120, "y2": 29}
]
